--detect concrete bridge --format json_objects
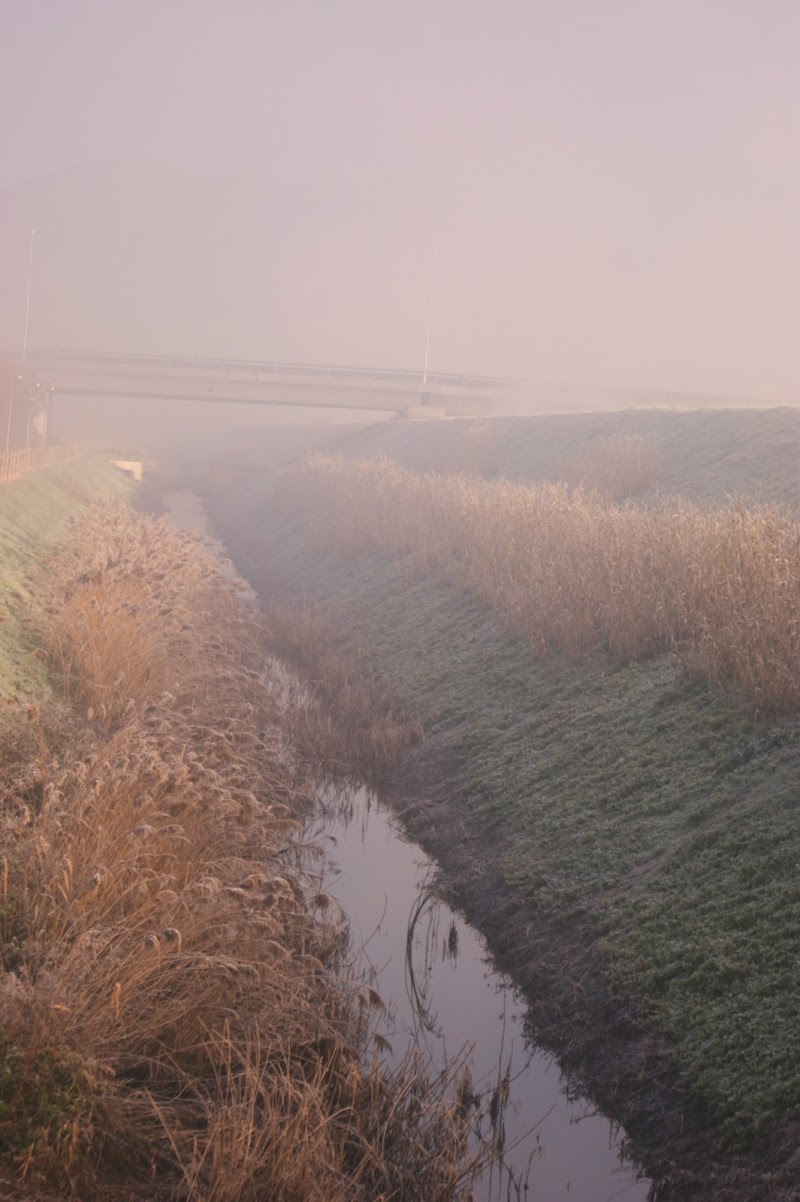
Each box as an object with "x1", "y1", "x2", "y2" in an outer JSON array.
[
  {"x1": 20, "y1": 350, "x2": 778, "y2": 422},
  {"x1": 27, "y1": 349, "x2": 517, "y2": 417}
]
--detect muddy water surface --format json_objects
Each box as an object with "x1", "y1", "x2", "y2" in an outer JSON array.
[{"x1": 165, "y1": 488, "x2": 651, "y2": 1202}]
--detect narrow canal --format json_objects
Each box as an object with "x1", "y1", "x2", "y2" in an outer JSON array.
[{"x1": 165, "y1": 489, "x2": 652, "y2": 1202}]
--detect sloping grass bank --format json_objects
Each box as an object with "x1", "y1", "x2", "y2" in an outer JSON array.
[
  {"x1": 0, "y1": 454, "x2": 131, "y2": 697},
  {"x1": 331, "y1": 407, "x2": 800, "y2": 508},
  {"x1": 209, "y1": 468, "x2": 800, "y2": 1201},
  {"x1": 0, "y1": 502, "x2": 481, "y2": 1200}
]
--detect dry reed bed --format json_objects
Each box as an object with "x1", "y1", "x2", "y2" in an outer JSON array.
[
  {"x1": 280, "y1": 455, "x2": 800, "y2": 715},
  {"x1": 0, "y1": 506, "x2": 478, "y2": 1200}
]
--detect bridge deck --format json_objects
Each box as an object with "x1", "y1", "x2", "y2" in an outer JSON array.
[
  {"x1": 21, "y1": 350, "x2": 781, "y2": 415},
  {"x1": 28, "y1": 349, "x2": 511, "y2": 415}
]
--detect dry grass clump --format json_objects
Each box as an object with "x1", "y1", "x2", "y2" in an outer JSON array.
[
  {"x1": 0, "y1": 506, "x2": 481, "y2": 1200},
  {"x1": 0, "y1": 699, "x2": 78, "y2": 803},
  {"x1": 556, "y1": 432, "x2": 657, "y2": 500},
  {"x1": 44, "y1": 505, "x2": 261, "y2": 727},
  {"x1": 279, "y1": 455, "x2": 800, "y2": 716}
]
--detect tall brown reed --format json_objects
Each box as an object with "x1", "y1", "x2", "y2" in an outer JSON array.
[{"x1": 279, "y1": 455, "x2": 800, "y2": 716}]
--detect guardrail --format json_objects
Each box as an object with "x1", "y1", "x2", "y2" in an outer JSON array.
[
  {"x1": 0, "y1": 443, "x2": 83, "y2": 483},
  {"x1": 28, "y1": 348, "x2": 514, "y2": 391},
  {"x1": 22, "y1": 350, "x2": 782, "y2": 409}
]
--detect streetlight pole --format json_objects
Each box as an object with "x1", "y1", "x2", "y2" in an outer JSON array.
[
  {"x1": 22, "y1": 228, "x2": 36, "y2": 361},
  {"x1": 5, "y1": 375, "x2": 22, "y2": 455},
  {"x1": 40, "y1": 386, "x2": 48, "y2": 447},
  {"x1": 422, "y1": 248, "x2": 437, "y2": 388},
  {"x1": 29, "y1": 383, "x2": 42, "y2": 449}
]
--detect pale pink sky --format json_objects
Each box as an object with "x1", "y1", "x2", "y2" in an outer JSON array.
[{"x1": 0, "y1": 0, "x2": 797, "y2": 399}]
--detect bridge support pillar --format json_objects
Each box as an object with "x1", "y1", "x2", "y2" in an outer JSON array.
[{"x1": 399, "y1": 403, "x2": 447, "y2": 420}]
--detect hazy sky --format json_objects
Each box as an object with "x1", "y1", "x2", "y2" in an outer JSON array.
[{"x1": 1, "y1": 0, "x2": 797, "y2": 399}]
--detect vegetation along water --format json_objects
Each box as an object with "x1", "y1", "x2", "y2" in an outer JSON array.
[
  {"x1": 2, "y1": 408, "x2": 800, "y2": 1201},
  {"x1": 0, "y1": 458, "x2": 497, "y2": 1200},
  {"x1": 204, "y1": 409, "x2": 800, "y2": 1201}
]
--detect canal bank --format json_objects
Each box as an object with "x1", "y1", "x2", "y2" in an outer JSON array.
[
  {"x1": 0, "y1": 487, "x2": 498, "y2": 1201},
  {"x1": 205, "y1": 456, "x2": 800, "y2": 1202},
  {"x1": 0, "y1": 453, "x2": 132, "y2": 696},
  {"x1": 163, "y1": 488, "x2": 650, "y2": 1202}
]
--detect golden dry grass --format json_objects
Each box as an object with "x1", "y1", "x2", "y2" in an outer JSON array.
[
  {"x1": 279, "y1": 455, "x2": 800, "y2": 716},
  {"x1": 0, "y1": 506, "x2": 482, "y2": 1200}
]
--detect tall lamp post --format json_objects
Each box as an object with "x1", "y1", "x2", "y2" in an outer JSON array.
[
  {"x1": 5, "y1": 375, "x2": 23, "y2": 455},
  {"x1": 28, "y1": 382, "x2": 42, "y2": 449},
  {"x1": 422, "y1": 248, "x2": 437, "y2": 387},
  {"x1": 22, "y1": 228, "x2": 36, "y2": 361}
]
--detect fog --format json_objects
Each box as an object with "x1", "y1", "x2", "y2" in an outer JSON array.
[
  {"x1": 47, "y1": 393, "x2": 393, "y2": 463},
  {"x1": 1, "y1": 0, "x2": 798, "y2": 407}
]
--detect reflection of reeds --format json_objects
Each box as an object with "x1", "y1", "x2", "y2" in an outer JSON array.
[
  {"x1": 263, "y1": 601, "x2": 422, "y2": 786},
  {"x1": 280, "y1": 455, "x2": 800, "y2": 715},
  {"x1": 406, "y1": 879, "x2": 443, "y2": 1037},
  {"x1": 0, "y1": 505, "x2": 485, "y2": 1199},
  {"x1": 403, "y1": 875, "x2": 541, "y2": 1202}
]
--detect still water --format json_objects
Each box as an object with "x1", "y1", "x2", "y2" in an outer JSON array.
[
  {"x1": 323, "y1": 790, "x2": 649, "y2": 1202},
  {"x1": 165, "y1": 489, "x2": 651, "y2": 1202}
]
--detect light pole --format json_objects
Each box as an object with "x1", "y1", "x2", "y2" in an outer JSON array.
[
  {"x1": 22, "y1": 228, "x2": 36, "y2": 361},
  {"x1": 28, "y1": 382, "x2": 42, "y2": 449},
  {"x1": 422, "y1": 248, "x2": 437, "y2": 387},
  {"x1": 39, "y1": 386, "x2": 48, "y2": 448},
  {"x1": 5, "y1": 375, "x2": 22, "y2": 455}
]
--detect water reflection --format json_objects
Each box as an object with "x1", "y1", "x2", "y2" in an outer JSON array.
[
  {"x1": 403, "y1": 875, "x2": 542, "y2": 1199},
  {"x1": 323, "y1": 788, "x2": 650, "y2": 1202}
]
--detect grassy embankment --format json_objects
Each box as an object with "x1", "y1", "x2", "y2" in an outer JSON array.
[
  {"x1": 0, "y1": 455, "x2": 131, "y2": 696},
  {"x1": 331, "y1": 406, "x2": 800, "y2": 508},
  {"x1": 0, "y1": 478, "x2": 481, "y2": 1199},
  {"x1": 209, "y1": 442, "x2": 800, "y2": 1199}
]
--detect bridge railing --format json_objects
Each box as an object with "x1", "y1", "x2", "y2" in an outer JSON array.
[
  {"x1": 0, "y1": 443, "x2": 83, "y2": 484},
  {"x1": 29, "y1": 348, "x2": 515, "y2": 391}
]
